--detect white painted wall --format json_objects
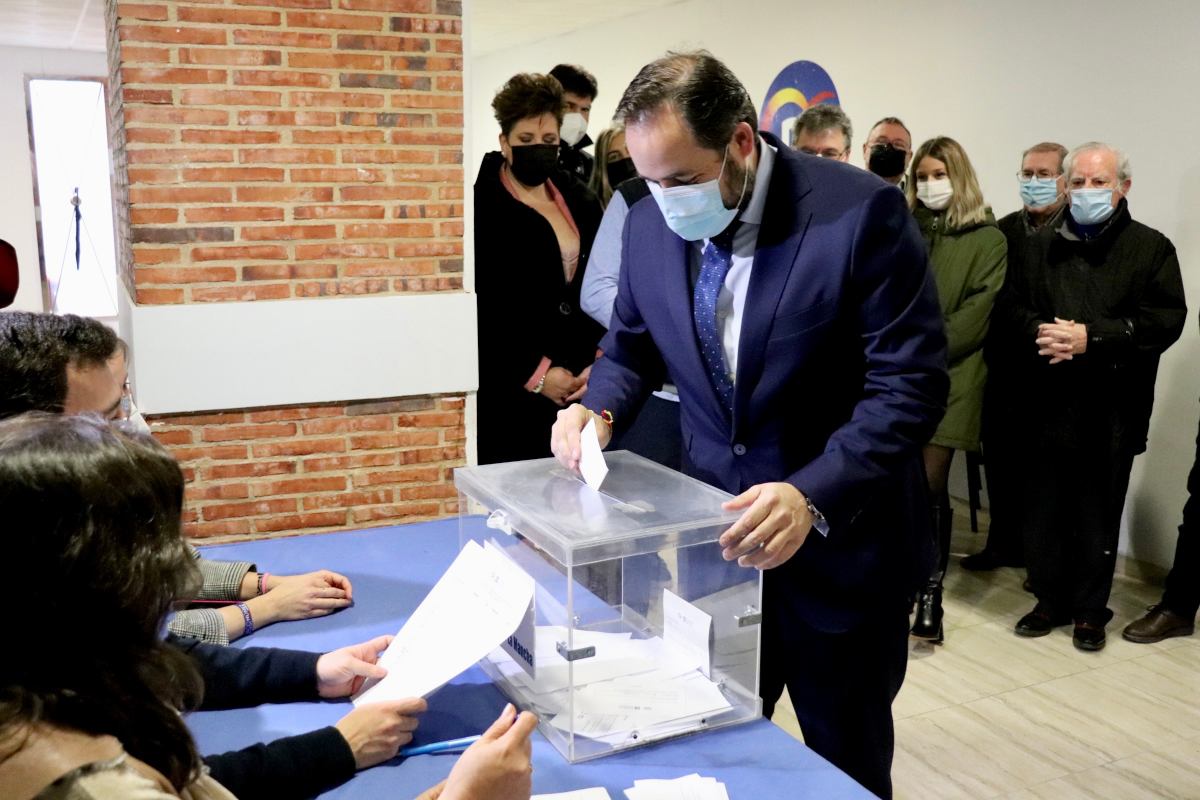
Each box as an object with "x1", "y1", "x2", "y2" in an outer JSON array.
[
  {"x1": 0, "y1": 45, "x2": 107, "y2": 312},
  {"x1": 468, "y1": 0, "x2": 1200, "y2": 569},
  {"x1": 118, "y1": 284, "x2": 479, "y2": 416}
]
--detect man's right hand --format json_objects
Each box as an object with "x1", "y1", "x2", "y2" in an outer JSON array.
[
  {"x1": 334, "y1": 698, "x2": 427, "y2": 769},
  {"x1": 550, "y1": 403, "x2": 611, "y2": 471},
  {"x1": 430, "y1": 704, "x2": 538, "y2": 800}
]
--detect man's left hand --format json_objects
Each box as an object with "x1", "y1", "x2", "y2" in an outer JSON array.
[
  {"x1": 317, "y1": 634, "x2": 392, "y2": 698},
  {"x1": 718, "y1": 482, "x2": 813, "y2": 570}
]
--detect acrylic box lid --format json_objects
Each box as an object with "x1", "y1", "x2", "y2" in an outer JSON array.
[{"x1": 454, "y1": 451, "x2": 742, "y2": 566}]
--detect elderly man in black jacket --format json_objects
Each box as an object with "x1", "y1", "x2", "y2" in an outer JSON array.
[{"x1": 995, "y1": 141, "x2": 1186, "y2": 651}]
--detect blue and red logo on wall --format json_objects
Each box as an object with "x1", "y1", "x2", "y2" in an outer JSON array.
[{"x1": 759, "y1": 61, "x2": 840, "y2": 143}]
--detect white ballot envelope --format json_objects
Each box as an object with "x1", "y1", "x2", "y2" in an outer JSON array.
[
  {"x1": 353, "y1": 539, "x2": 535, "y2": 705},
  {"x1": 579, "y1": 416, "x2": 609, "y2": 490}
]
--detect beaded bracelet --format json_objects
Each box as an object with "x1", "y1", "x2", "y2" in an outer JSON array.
[{"x1": 235, "y1": 602, "x2": 254, "y2": 637}]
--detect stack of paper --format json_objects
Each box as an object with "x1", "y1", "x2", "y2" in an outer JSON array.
[
  {"x1": 623, "y1": 774, "x2": 729, "y2": 800},
  {"x1": 532, "y1": 791, "x2": 613, "y2": 800},
  {"x1": 488, "y1": 622, "x2": 732, "y2": 744}
]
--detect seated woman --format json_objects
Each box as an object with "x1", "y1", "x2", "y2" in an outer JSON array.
[
  {"x1": 474, "y1": 73, "x2": 605, "y2": 464},
  {"x1": 0, "y1": 413, "x2": 535, "y2": 800}
]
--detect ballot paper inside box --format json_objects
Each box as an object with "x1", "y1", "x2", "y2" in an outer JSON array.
[{"x1": 453, "y1": 451, "x2": 763, "y2": 763}]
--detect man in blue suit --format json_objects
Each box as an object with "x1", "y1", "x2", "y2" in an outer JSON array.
[{"x1": 550, "y1": 52, "x2": 947, "y2": 798}]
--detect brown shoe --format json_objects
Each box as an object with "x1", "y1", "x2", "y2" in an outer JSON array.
[{"x1": 1122, "y1": 605, "x2": 1195, "y2": 644}]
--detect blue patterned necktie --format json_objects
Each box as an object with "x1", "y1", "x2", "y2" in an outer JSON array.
[{"x1": 693, "y1": 224, "x2": 739, "y2": 411}]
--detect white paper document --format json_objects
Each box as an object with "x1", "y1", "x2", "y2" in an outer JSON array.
[
  {"x1": 532, "y1": 790, "x2": 613, "y2": 800},
  {"x1": 662, "y1": 589, "x2": 713, "y2": 677},
  {"x1": 623, "y1": 774, "x2": 729, "y2": 800},
  {"x1": 353, "y1": 539, "x2": 535, "y2": 705},
  {"x1": 579, "y1": 416, "x2": 609, "y2": 490}
]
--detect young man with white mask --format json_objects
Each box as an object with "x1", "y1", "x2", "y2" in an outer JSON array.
[{"x1": 549, "y1": 63, "x2": 598, "y2": 184}]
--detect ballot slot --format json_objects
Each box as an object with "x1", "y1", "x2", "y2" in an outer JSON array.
[{"x1": 455, "y1": 452, "x2": 762, "y2": 763}]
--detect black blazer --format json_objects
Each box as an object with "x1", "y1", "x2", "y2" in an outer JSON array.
[{"x1": 473, "y1": 151, "x2": 605, "y2": 464}]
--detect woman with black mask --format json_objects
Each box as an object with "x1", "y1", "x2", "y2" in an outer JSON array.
[
  {"x1": 474, "y1": 73, "x2": 605, "y2": 464},
  {"x1": 588, "y1": 125, "x2": 637, "y2": 209}
]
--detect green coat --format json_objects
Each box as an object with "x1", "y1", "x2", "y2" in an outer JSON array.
[{"x1": 914, "y1": 205, "x2": 1007, "y2": 451}]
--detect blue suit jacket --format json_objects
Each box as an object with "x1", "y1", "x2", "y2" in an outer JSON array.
[{"x1": 584, "y1": 133, "x2": 948, "y2": 631}]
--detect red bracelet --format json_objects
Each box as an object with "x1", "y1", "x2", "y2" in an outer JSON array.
[
  {"x1": 257, "y1": 572, "x2": 269, "y2": 596},
  {"x1": 597, "y1": 409, "x2": 614, "y2": 426}
]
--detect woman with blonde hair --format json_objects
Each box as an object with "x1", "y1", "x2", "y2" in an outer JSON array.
[
  {"x1": 905, "y1": 136, "x2": 1007, "y2": 644},
  {"x1": 588, "y1": 125, "x2": 637, "y2": 209}
]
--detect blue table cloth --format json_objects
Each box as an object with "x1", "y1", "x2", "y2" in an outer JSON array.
[{"x1": 189, "y1": 520, "x2": 872, "y2": 799}]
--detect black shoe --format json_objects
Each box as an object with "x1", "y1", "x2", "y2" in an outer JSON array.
[
  {"x1": 1015, "y1": 606, "x2": 1070, "y2": 637},
  {"x1": 961, "y1": 548, "x2": 1024, "y2": 571},
  {"x1": 911, "y1": 586, "x2": 945, "y2": 644},
  {"x1": 1073, "y1": 622, "x2": 1107, "y2": 651}
]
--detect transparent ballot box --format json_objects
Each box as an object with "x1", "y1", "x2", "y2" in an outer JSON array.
[{"x1": 454, "y1": 451, "x2": 763, "y2": 763}]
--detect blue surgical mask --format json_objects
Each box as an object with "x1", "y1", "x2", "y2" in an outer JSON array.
[
  {"x1": 1069, "y1": 188, "x2": 1116, "y2": 225},
  {"x1": 647, "y1": 147, "x2": 750, "y2": 242},
  {"x1": 1019, "y1": 177, "x2": 1060, "y2": 209}
]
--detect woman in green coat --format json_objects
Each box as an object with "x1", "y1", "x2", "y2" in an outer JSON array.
[{"x1": 906, "y1": 136, "x2": 1007, "y2": 643}]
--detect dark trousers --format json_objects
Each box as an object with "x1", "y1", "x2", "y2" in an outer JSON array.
[
  {"x1": 1022, "y1": 443, "x2": 1135, "y2": 625},
  {"x1": 761, "y1": 593, "x2": 910, "y2": 799},
  {"x1": 1163, "y1": 412, "x2": 1200, "y2": 619},
  {"x1": 979, "y1": 389, "x2": 1024, "y2": 562}
]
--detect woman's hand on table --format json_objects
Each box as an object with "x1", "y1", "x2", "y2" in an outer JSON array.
[{"x1": 255, "y1": 569, "x2": 353, "y2": 625}]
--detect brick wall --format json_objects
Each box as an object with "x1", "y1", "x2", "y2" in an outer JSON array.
[
  {"x1": 104, "y1": 0, "x2": 468, "y2": 541},
  {"x1": 160, "y1": 395, "x2": 464, "y2": 539}
]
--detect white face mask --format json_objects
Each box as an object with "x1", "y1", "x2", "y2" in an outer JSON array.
[
  {"x1": 918, "y1": 178, "x2": 953, "y2": 211},
  {"x1": 559, "y1": 112, "x2": 587, "y2": 147},
  {"x1": 125, "y1": 400, "x2": 152, "y2": 436}
]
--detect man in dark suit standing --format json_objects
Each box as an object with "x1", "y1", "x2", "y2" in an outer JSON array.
[{"x1": 550, "y1": 52, "x2": 947, "y2": 798}]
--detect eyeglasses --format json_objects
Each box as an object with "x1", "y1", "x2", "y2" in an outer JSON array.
[
  {"x1": 1017, "y1": 171, "x2": 1062, "y2": 183},
  {"x1": 801, "y1": 147, "x2": 845, "y2": 160}
]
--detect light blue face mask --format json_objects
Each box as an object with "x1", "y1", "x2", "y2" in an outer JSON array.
[
  {"x1": 1019, "y1": 177, "x2": 1060, "y2": 209},
  {"x1": 647, "y1": 147, "x2": 749, "y2": 242},
  {"x1": 1070, "y1": 188, "x2": 1117, "y2": 225}
]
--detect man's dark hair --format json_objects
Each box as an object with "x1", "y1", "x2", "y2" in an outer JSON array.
[
  {"x1": 0, "y1": 312, "x2": 119, "y2": 419},
  {"x1": 869, "y1": 116, "x2": 911, "y2": 140},
  {"x1": 491, "y1": 72, "x2": 564, "y2": 136},
  {"x1": 616, "y1": 51, "x2": 758, "y2": 152},
  {"x1": 795, "y1": 104, "x2": 853, "y2": 151},
  {"x1": 0, "y1": 412, "x2": 203, "y2": 790},
  {"x1": 549, "y1": 64, "x2": 598, "y2": 100}
]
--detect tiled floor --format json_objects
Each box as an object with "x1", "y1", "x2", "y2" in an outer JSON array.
[{"x1": 770, "y1": 507, "x2": 1200, "y2": 799}]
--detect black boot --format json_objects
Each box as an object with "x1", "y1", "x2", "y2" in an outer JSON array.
[
  {"x1": 911, "y1": 580, "x2": 944, "y2": 643},
  {"x1": 911, "y1": 493, "x2": 952, "y2": 643}
]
